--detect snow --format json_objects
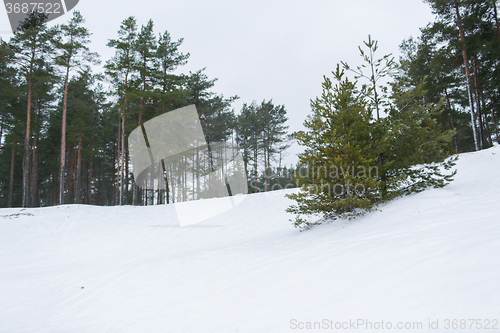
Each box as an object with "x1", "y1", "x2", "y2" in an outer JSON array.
[{"x1": 1, "y1": 146, "x2": 499, "y2": 332}]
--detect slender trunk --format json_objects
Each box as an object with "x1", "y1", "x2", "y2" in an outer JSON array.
[
  {"x1": 118, "y1": 68, "x2": 130, "y2": 205},
  {"x1": 8, "y1": 148, "x2": 15, "y2": 207},
  {"x1": 125, "y1": 146, "x2": 129, "y2": 204},
  {"x1": 162, "y1": 159, "x2": 169, "y2": 204},
  {"x1": 266, "y1": 148, "x2": 271, "y2": 191},
  {"x1": 192, "y1": 153, "x2": 195, "y2": 201},
  {"x1": 88, "y1": 159, "x2": 93, "y2": 204},
  {"x1": 196, "y1": 141, "x2": 200, "y2": 199},
  {"x1": 445, "y1": 88, "x2": 459, "y2": 153},
  {"x1": 120, "y1": 110, "x2": 126, "y2": 205},
  {"x1": 51, "y1": 173, "x2": 56, "y2": 206},
  {"x1": 116, "y1": 117, "x2": 121, "y2": 205},
  {"x1": 492, "y1": 104, "x2": 500, "y2": 143},
  {"x1": 455, "y1": 4, "x2": 480, "y2": 150},
  {"x1": 65, "y1": 146, "x2": 74, "y2": 204},
  {"x1": 101, "y1": 155, "x2": 105, "y2": 206},
  {"x1": 30, "y1": 101, "x2": 38, "y2": 207},
  {"x1": 0, "y1": 115, "x2": 3, "y2": 147},
  {"x1": 75, "y1": 133, "x2": 82, "y2": 204},
  {"x1": 31, "y1": 133, "x2": 38, "y2": 207},
  {"x1": 369, "y1": 46, "x2": 380, "y2": 121},
  {"x1": 473, "y1": 56, "x2": 484, "y2": 149},
  {"x1": 133, "y1": 183, "x2": 137, "y2": 206},
  {"x1": 480, "y1": 92, "x2": 493, "y2": 146},
  {"x1": 59, "y1": 64, "x2": 70, "y2": 204},
  {"x1": 253, "y1": 141, "x2": 258, "y2": 192},
  {"x1": 23, "y1": 74, "x2": 32, "y2": 208}
]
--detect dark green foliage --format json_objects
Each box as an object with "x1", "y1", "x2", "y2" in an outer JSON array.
[
  {"x1": 286, "y1": 67, "x2": 382, "y2": 229},
  {"x1": 0, "y1": 13, "x2": 291, "y2": 207},
  {"x1": 235, "y1": 100, "x2": 290, "y2": 192},
  {"x1": 287, "y1": 38, "x2": 457, "y2": 230},
  {"x1": 402, "y1": 0, "x2": 500, "y2": 151}
]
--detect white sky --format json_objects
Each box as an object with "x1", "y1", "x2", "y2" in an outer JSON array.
[{"x1": 1, "y1": 0, "x2": 436, "y2": 166}]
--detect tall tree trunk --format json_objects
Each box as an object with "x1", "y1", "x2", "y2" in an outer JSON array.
[
  {"x1": 455, "y1": 3, "x2": 480, "y2": 150},
  {"x1": 23, "y1": 74, "x2": 32, "y2": 208},
  {"x1": 119, "y1": 70, "x2": 130, "y2": 206},
  {"x1": 59, "y1": 64, "x2": 70, "y2": 204},
  {"x1": 8, "y1": 148, "x2": 15, "y2": 207}
]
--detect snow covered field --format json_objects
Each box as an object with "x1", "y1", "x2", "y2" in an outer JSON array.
[{"x1": 1, "y1": 146, "x2": 499, "y2": 332}]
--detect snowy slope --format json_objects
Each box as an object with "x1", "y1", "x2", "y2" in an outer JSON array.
[{"x1": 1, "y1": 146, "x2": 499, "y2": 332}]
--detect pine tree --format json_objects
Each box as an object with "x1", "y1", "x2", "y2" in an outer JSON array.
[
  {"x1": 54, "y1": 10, "x2": 99, "y2": 205},
  {"x1": 287, "y1": 38, "x2": 457, "y2": 230},
  {"x1": 8, "y1": 11, "x2": 56, "y2": 207},
  {"x1": 286, "y1": 66, "x2": 381, "y2": 229},
  {"x1": 258, "y1": 100, "x2": 289, "y2": 191},
  {"x1": 236, "y1": 102, "x2": 261, "y2": 191},
  {"x1": 105, "y1": 16, "x2": 138, "y2": 205}
]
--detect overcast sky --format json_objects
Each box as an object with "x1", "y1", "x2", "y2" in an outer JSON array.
[{"x1": 1, "y1": 0, "x2": 436, "y2": 165}]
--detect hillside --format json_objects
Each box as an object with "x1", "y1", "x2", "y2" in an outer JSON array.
[{"x1": 1, "y1": 146, "x2": 499, "y2": 332}]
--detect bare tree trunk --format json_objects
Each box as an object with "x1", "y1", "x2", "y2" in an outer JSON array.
[
  {"x1": 32, "y1": 132, "x2": 39, "y2": 207},
  {"x1": 30, "y1": 101, "x2": 39, "y2": 207},
  {"x1": 23, "y1": 74, "x2": 32, "y2": 208},
  {"x1": 8, "y1": 148, "x2": 15, "y2": 207},
  {"x1": 101, "y1": 156, "x2": 105, "y2": 206},
  {"x1": 473, "y1": 56, "x2": 484, "y2": 149},
  {"x1": 125, "y1": 146, "x2": 129, "y2": 204},
  {"x1": 65, "y1": 146, "x2": 75, "y2": 204},
  {"x1": 455, "y1": 3, "x2": 480, "y2": 150},
  {"x1": 59, "y1": 65, "x2": 71, "y2": 204},
  {"x1": 75, "y1": 134, "x2": 83, "y2": 204},
  {"x1": 161, "y1": 160, "x2": 169, "y2": 204},
  {"x1": 87, "y1": 159, "x2": 92, "y2": 204},
  {"x1": 116, "y1": 117, "x2": 121, "y2": 205},
  {"x1": 492, "y1": 107, "x2": 500, "y2": 143},
  {"x1": 266, "y1": 148, "x2": 271, "y2": 191},
  {"x1": 196, "y1": 142, "x2": 200, "y2": 199},
  {"x1": 87, "y1": 151, "x2": 93, "y2": 205},
  {"x1": 120, "y1": 110, "x2": 126, "y2": 205},
  {"x1": 0, "y1": 115, "x2": 3, "y2": 147},
  {"x1": 253, "y1": 142, "x2": 258, "y2": 192},
  {"x1": 445, "y1": 88, "x2": 459, "y2": 153}
]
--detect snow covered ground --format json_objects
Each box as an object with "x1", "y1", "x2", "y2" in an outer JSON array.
[{"x1": 1, "y1": 146, "x2": 499, "y2": 332}]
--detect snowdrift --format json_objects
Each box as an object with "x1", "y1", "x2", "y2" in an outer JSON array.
[{"x1": 1, "y1": 146, "x2": 499, "y2": 332}]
